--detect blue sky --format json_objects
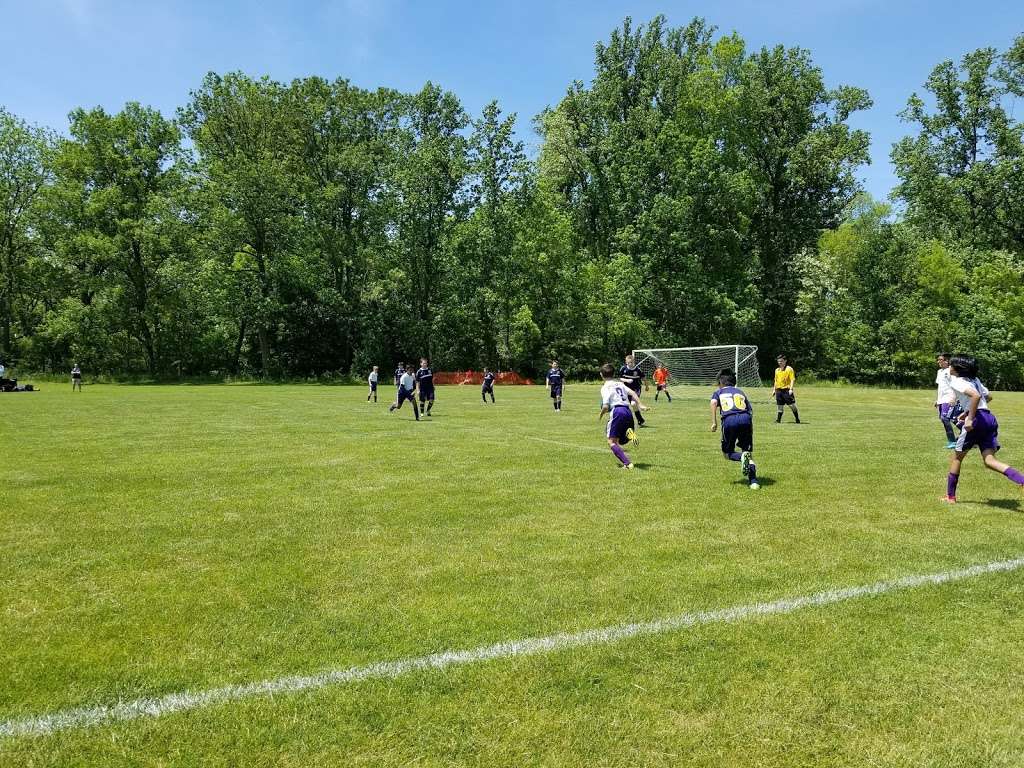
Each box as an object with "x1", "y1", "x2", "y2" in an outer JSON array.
[{"x1": 1, "y1": 0, "x2": 1020, "y2": 200}]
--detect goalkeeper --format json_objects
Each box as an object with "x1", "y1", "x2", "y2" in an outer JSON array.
[{"x1": 652, "y1": 364, "x2": 672, "y2": 402}]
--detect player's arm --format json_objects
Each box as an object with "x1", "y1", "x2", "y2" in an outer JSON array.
[
  {"x1": 598, "y1": 404, "x2": 609, "y2": 419},
  {"x1": 961, "y1": 386, "x2": 981, "y2": 430},
  {"x1": 709, "y1": 398, "x2": 720, "y2": 431},
  {"x1": 788, "y1": 369, "x2": 795, "y2": 393},
  {"x1": 626, "y1": 387, "x2": 648, "y2": 411}
]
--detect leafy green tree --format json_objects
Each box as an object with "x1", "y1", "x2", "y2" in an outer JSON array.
[
  {"x1": 0, "y1": 108, "x2": 52, "y2": 364},
  {"x1": 181, "y1": 73, "x2": 300, "y2": 375},
  {"x1": 893, "y1": 35, "x2": 1024, "y2": 253},
  {"x1": 41, "y1": 103, "x2": 189, "y2": 374}
]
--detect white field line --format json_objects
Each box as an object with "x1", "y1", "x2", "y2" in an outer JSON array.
[{"x1": 2, "y1": 557, "x2": 1023, "y2": 740}]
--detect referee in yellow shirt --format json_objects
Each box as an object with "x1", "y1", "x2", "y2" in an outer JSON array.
[{"x1": 771, "y1": 354, "x2": 800, "y2": 424}]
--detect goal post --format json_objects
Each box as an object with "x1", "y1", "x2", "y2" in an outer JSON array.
[{"x1": 632, "y1": 345, "x2": 762, "y2": 388}]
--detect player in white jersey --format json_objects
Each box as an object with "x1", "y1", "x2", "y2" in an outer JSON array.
[
  {"x1": 598, "y1": 363, "x2": 646, "y2": 469},
  {"x1": 367, "y1": 366, "x2": 379, "y2": 402},
  {"x1": 388, "y1": 369, "x2": 420, "y2": 420},
  {"x1": 935, "y1": 353, "x2": 958, "y2": 448}
]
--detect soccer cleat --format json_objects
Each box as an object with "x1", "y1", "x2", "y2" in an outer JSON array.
[
  {"x1": 621, "y1": 463, "x2": 635, "y2": 470},
  {"x1": 626, "y1": 427, "x2": 639, "y2": 447},
  {"x1": 740, "y1": 451, "x2": 752, "y2": 477},
  {"x1": 946, "y1": 441, "x2": 957, "y2": 449},
  {"x1": 939, "y1": 495, "x2": 956, "y2": 504},
  {"x1": 749, "y1": 481, "x2": 760, "y2": 490}
]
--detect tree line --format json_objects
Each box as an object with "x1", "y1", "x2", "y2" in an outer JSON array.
[{"x1": 1, "y1": 17, "x2": 1022, "y2": 386}]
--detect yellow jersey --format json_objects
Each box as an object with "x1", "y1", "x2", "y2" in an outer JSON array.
[{"x1": 774, "y1": 366, "x2": 795, "y2": 390}]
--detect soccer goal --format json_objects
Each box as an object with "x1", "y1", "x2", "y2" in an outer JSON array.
[{"x1": 632, "y1": 345, "x2": 762, "y2": 387}]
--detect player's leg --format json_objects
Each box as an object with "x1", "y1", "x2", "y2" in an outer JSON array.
[
  {"x1": 490, "y1": 387, "x2": 495, "y2": 403},
  {"x1": 938, "y1": 405, "x2": 956, "y2": 444},
  {"x1": 606, "y1": 410, "x2": 634, "y2": 467},
  {"x1": 664, "y1": 385, "x2": 672, "y2": 403},
  {"x1": 981, "y1": 450, "x2": 1024, "y2": 485},
  {"x1": 633, "y1": 392, "x2": 646, "y2": 426},
  {"x1": 739, "y1": 425, "x2": 757, "y2": 486},
  {"x1": 944, "y1": 450, "x2": 966, "y2": 502},
  {"x1": 775, "y1": 392, "x2": 784, "y2": 423}
]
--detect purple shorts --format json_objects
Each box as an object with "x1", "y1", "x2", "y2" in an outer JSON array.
[
  {"x1": 607, "y1": 406, "x2": 635, "y2": 444},
  {"x1": 721, "y1": 413, "x2": 753, "y2": 454},
  {"x1": 955, "y1": 409, "x2": 1000, "y2": 453},
  {"x1": 937, "y1": 403, "x2": 956, "y2": 421}
]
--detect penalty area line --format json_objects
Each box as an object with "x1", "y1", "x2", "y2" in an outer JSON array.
[{"x1": 2, "y1": 556, "x2": 1023, "y2": 740}]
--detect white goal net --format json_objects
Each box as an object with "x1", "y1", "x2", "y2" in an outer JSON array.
[{"x1": 632, "y1": 345, "x2": 761, "y2": 388}]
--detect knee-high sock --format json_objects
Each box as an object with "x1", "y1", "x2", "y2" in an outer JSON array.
[
  {"x1": 611, "y1": 443, "x2": 630, "y2": 466},
  {"x1": 1004, "y1": 467, "x2": 1024, "y2": 485},
  {"x1": 666, "y1": 391, "x2": 672, "y2": 402},
  {"x1": 654, "y1": 391, "x2": 659, "y2": 401},
  {"x1": 728, "y1": 452, "x2": 742, "y2": 461},
  {"x1": 748, "y1": 462, "x2": 757, "y2": 482},
  {"x1": 635, "y1": 408, "x2": 645, "y2": 425},
  {"x1": 947, "y1": 472, "x2": 960, "y2": 497}
]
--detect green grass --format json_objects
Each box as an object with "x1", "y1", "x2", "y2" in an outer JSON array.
[{"x1": 2, "y1": 382, "x2": 1024, "y2": 766}]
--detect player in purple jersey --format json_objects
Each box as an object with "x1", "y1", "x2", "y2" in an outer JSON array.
[
  {"x1": 415, "y1": 358, "x2": 435, "y2": 416},
  {"x1": 598, "y1": 363, "x2": 647, "y2": 469},
  {"x1": 482, "y1": 368, "x2": 496, "y2": 403},
  {"x1": 546, "y1": 361, "x2": 565, "y2": 411},
  {"x1": 618, "y1": 354, "x2": 647, "y2": 426},
  {"x1": 941, "y1": 354, "x2": 1024, "y2": 503},
  {"x1": 710, "y1": 369, "x2": 759, "y2": 489}
]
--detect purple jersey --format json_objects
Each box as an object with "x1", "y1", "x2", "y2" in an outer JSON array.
[{"x1": 711, "y1": 386, "x2": 752, "y2": 420}]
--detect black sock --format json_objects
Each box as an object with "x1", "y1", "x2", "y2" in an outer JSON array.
[
  {"x1": 666, "y1": 392, "x2": 672, "y2": 402},
  {"x1": 792, "y1": 408, "x2": 800, "y2": 422}
]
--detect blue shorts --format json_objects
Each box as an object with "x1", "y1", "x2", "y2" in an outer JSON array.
[
  {"x1": 607, "y1": 406, "x2": 634, "y2": 443},
  {"x1": 369, "y1": 381, "x2": 377, "y2": 391},
  {"x1": 721, "y1": 413, "x2": 753, "y2": 454},
  {"x1": 397, "y1": 387, "x2": 415, "y2": 406},
  {"x1": 418, "y1": 386, "x2": 435, "y2": 402},
  {"x1": 550, "y1": 384, "x2": 562, "y2": 398},
  {"x1": 955, "y1": 409, "x2": 1000, "y2": 453}
]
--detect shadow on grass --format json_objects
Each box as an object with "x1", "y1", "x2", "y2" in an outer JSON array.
[
  {"x1": 732, "y1": 475, "x2": 777, "y2": 487},
  {"x1": 959, "y1": 498, "x2": 1021, "y2": 511}
]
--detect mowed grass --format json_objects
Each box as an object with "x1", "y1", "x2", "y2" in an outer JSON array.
[{"x1": 2, "y1": 381, "x2": 1024, "y2": 767}]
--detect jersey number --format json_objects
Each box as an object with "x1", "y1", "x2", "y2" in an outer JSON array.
[{"x1": 719, "y1": 393, "x2": 747, "y2": 411}]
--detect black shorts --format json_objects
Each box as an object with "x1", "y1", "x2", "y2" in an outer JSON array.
[
  {"x1": 397, "y1": 387, "x2": 415, "y2": 406},
  {"x1": 656, "y1": 383, "x2": 667, "y2": 391},
  {"x1": 721, "y1": 414, "x2": 754, "y2": 454},
  {"x1": 482, "y1": 383, "x2": 493, "y2": 393},
  {"x1": 775, "y1": 390, "x2": 796, "y2": 406},
  {"x1": 369, "y1": 381, "x2": 377, "y2": 391},
  {"x1": 418, "y1": 386, "x2": 435, "y2": 402},
  {"x1": 549, "y1": 385, "x2": 562, "y2": 398}
]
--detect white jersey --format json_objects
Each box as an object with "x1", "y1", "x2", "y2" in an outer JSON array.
[
  {"x1": 0, "y1": 364, "x2": 5, "y2": 377},
  {"x1": 399, "y1": 371, "x2": 415, "y2": 391},
  {"x1": 950, "y1": 376, "x2": 990, "y2": 412},
  {"x1": 935, "y1": 368, "x2": 955, "y2": 405},
  {"x1": 601, "y1": 379, "x2": 632, "y2": 409},
  {"x1": 368, "y1": 371, "x2": 378, "y2": 384}
]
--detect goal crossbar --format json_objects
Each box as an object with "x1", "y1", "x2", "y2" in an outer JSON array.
[{"x1": 632, "y1": 345, "x2": 761, "y2": 387}]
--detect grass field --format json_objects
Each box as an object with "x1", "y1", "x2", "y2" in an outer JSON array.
[{"x1": 3, "y1": 381, "x2": 1024, "y2": 767}]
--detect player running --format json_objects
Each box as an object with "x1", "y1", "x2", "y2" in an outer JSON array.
[
  {"x1": 935, "y1": 353, "x2": 959, "y2": 448},
  {"x1": 941, "y1": 354, "x2": 1024, "y2": 503},
  {"x1": 710, "y1": 368, "x2": 759, "y2": 489},
  {"x1": 771, "y1": 354, "x2": 800, "y2": 423},
  {"x1": 367, "y1": 365, "x2": 379, "y2": 402},
  {"x1": 619, "y1": 354, "x2": 648, "y2": 426},
  {"x1": 388, "y1": 367, "x2": 420, "y2": 420},
  {"x1": 415, "y1": 358, "x2": 435, "y2": 416},
  {"x1": 482, "y1": 368, "x2": 496, "y2": 403},
  {"x1": 653, "y1": 364, "x2": 672, "y2": 402},
  {"x1": 546, "y1": 361, "x2": 565, "y2": 411},
  {"x1": 599, "y1": 363, "x2": 647, "y2": 469}
]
